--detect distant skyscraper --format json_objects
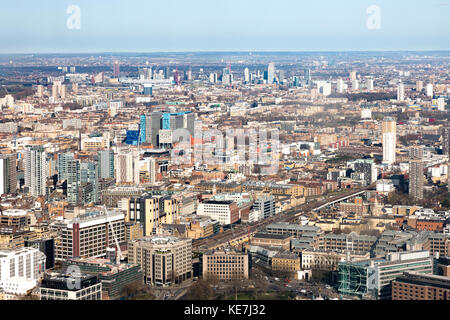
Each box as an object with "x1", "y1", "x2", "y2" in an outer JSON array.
[
  {"x1": 244, "y1": 68, "x2": 250, "y2": 83},
  {"x1": 222, "y1": 68, "x2": 232, "y2": 86},
  {"x1": 304, "y1": 69, "x2": 311, "y2": 85},
  {"x1": 441, "y1": 127, "x2": 450, "y2": 158},
  {"x1": 350, "y1": 71, "x2": 357, "y2": 81},
  {"x1": 209, "y1": 73, "x2": 217, "y2": 84},
  {"x1": 98, "y1": 150, "x2": 115, "y2": 180},
  {"x1": 0, "y1": 154, "x2": 17, "y2": 195},
  {"x1": 426, "y1": 84, "x2": 433, "y2": 98},
  {"x1": 113, "y1": 61, "x2": 120, "y2": 78},
  {"x1": 24, "y1": 146, "x2": 47, "y2": 197},
  {"x1": 409, "y1": 145, "x2": 424, "y2": 160},
  {"x1": 267, "y1": 62, "x2": 275, "y2": 84},
  {"x1": 382, "y1": 117, "x2": 396, "y2": 165},
  {"x1": 416, "y1": 80, "x2": 423, "y2": 92},
  {"x1": 115, "y1": 148, "x2": 140, "y2": 184},
  {"x1": 60, "y1": 84, "x2": 66, "y2": 100},
  {"x1": 57, "y1": 152, "x2": 75, "y2": 181},
  {"x1": 397, "y1": 83, "x2": 405, "y2": 101},
  {"x1": 409, "y1": 159, "x2": 424, "y2": 200},
  {"x1": 66, "y1": 159, "x2": 81, "y2": 204},
  {"x1": 164, "y1": 66, "x2": 171, "y2": 80},
  {"x1": 352, "y1": 79, "x2": 359, "y2": 91},
  {"x1": 36, "y1": 85, "x2": 43, "y2": 98},
  {"x1": 337, "y1": 79, "x2": 345, "y2": 93},
  {"x1": 366, "y1": 78, "x2": 374, "y2": 91}
]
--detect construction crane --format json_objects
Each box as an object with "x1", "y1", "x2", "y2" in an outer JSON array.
[{"x1": 103, "y1": 205, "x2": 124, "y2": 261}]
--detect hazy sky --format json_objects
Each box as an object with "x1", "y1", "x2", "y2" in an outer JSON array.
[{"x1": 0, "y1": 0, "x2": 449, "y2": 53}]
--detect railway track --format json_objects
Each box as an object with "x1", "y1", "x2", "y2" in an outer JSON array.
[{"x1": 192, "y1": 185, "x2": 374, "y2": 250}]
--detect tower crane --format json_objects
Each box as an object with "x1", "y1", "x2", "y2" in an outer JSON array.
[{"x1": 103, "y1": 205, "x2": 124, "y2": 261}]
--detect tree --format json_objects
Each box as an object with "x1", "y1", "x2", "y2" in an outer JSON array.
[
  {"x1": 120, "y1": 281, "x2": 156, "y2": 300},
  {"x1": 185, "y1": 279, "x2": 215, "y2": 300}
]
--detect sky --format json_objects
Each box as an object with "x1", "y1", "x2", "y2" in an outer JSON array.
[{"x1": 0, "y1": 0, "x2": 449, "y2": 53}]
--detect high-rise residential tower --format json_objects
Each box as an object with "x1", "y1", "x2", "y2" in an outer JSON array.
[{"x1": 382, "y1": 117, "x2": 396, "y2": 165}]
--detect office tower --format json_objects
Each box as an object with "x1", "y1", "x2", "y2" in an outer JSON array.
[
  {"x1": 146, "y1": 67, "x2": 152, "y2": 80},
  {"x1": 36, "y1": 85, "x2": 43, "y2": 98},
  {"x1": 350, "y1": 71, "x2": 357, "y2": 81},
  {"x1": 51, "y1": 208, "x2": 125, "y2": 261},
  {"x1": 304, "y1": 69, "x2": 311, "y2": 85},
  {"x1": 382, "y1": 117, "x2": 396, "y2": 165},
  {"x1": 128, "y1": 236, "x2": 192, "y2": 286},
  {"x1": 222, "y1": 67, "x2": 232, "y2": 85},
  {"x1": 164, "y1": 66, "x2": 171, "y2": 80},
  {"x1": 279, "y1": 70, "x2": 285, "y2": 83},
  {"x1": 366, "y1": 78, "x2": 374, "y2": 91},
  {"x1": 337, "y1": 78, "x2": 345, "y2": 93},
  {"x1": 352, "y1": 79, "x2": 359, "y2": 91},
  {"x1": 24, "y1": 146, "x2": 47, "y2": 197},
  {"x1": 98, "y1": 150, "x2": 115, "y2": 179},
  {"x1": 186, "y1": 68, "x2": 192, "y2": 81},
  {"x1": 72, "y1": 82, "x2": 78, "y2": 94},
  {"x1": 209, "y1": 73, "x2": 217, "y2": 83},
  {"x1": 113, "y1": 61, "x2": 120, "y2": 78},
  {"x1": 142, "y1": 112, "x2": 163, "y2": 147},
  {"x1": 427, "y1": 84, "x2": 434, "y2": 97},
  {"x1": 416, "y1": 80, "x2": 423, "y2": 92},
  {"x1": 267, "y1": 62, "x2": 275, "y2": 84},
  {"x1": 397, "y1": 83, "x2": 405, "y2": 101},
  {"x1": 139, "y1": 114, "x2": 147, "y2": 145},
  {"x1": 409, "y1": 160, "x2": 424, "y2": 200},
  {"x1": 0, "y1": 154, "x2": 17, "y2": 194},
  {"x1": 244, "y1": 68, "x2": 250, "y2": 83},
  {"x1": 70, "y1": 66, "x2": 76, "y2": 73}
]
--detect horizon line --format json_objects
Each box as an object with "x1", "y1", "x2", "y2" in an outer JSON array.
[{"x1": 1, "y1": 49, "x2": 450, "y2": 56}]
